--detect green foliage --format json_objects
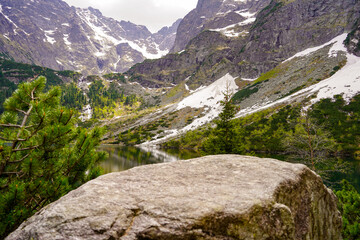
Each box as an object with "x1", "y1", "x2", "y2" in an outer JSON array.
[
  {"x1": 0, "y1": 76, "x2": 106, "y2": 238},
  {"x1": 330, "y1": 65, "x2": 342, "y2": 76},
  {"x1": 61, "y1": 83, "x2": 87, "y2": 110},
  {"x1": 282, "y1": 113, "x2": 336, "y2": 170},
  {"x1": 57, "y1": 70, "x2": 81, "y2": 81},
  {"x1": 336, "y1": 180, "x2": 360, "y2": 240},
  {"x1": 0, "y1": 58, "x2": 80, "y2": 114},
  {"x1": 124, "y1": 94, "x2": 138, "y2": 106},
  {"x1": 254, "y1": 68, "x2": 281, "y2": 83},
  {"x1": 88, "y1": 80, "x2": 141, "y2": 119},
  {"x1": 232, "y1": 84, "x2": 259, "y2": 103},
  {"x1": 0, "y1": 74, "x2": 17, "y2": 114},
  {"x1": 88, "y1": 80, "x2": 118, "y2": 119},
  {"x1": 310, "y1": 94, "x2": 360, "y2": 152},
  {"x1": 163, "y1": 127, "x2": 209, "y2": 150},
  {"x1": 103, "y1": 73, "x2": 126, "y2": 83},
  {"x1": 232, "y1": 80, "x2": 270, "y2": 104}
]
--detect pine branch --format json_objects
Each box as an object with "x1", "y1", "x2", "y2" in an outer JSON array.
[
  {"x1": 0, "y1": 136, "x2": 26, "y2": 141},
  {"x1": 65, "y1": 143, "x2": 90, "y2": 175},
  {"x1": 0, "y1": 124, "x2": 22, "y2": 128},
  {"x1": 0, "y1": 124, "x2": 35, "y2": 129},
  {"x1": 1, "y1": 171, "x2": 20, "y2": 175},
  {"x1": 13, "y1": 94, "x2": 31, "y2": 106},
  {"x1": 15, "y1": 108, "x2": 28, "y2": 115},
  {"x1": 8, "y1": 152, "x2": 32, "y2": 164},
  {"x1": 12, "y1": 145, "x2": 39, "y2": 152}
]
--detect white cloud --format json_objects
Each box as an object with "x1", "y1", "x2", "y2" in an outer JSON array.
[{"x1": 63, "y1": 0, "x2": 197, "y2": 33}]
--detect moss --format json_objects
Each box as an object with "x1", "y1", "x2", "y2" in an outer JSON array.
[
  {"x1": 232, "y1": 84, "x2": 260, "y2": 103},
  {"x1": 254, "y1": 67, "x2": 282, "y2": 84},
  {"x1": 192, "y1": 202, "x2": 294, "y2": 239}
]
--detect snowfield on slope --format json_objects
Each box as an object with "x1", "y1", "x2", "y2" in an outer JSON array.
[
  {"x1": 141, "y1": 74, "x2": 238, "y2": 145},
  {"x1": 236, "y1": 33, "x2": 360, "y2": 117}
]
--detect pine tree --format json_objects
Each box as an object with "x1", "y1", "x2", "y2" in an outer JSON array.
[
  {"x1": 203, "y1": 84, "x2": 239, "y2": 154},
  {"x1": 0, "y1": 76, "x2": 107, "y2": 238},
  {"x1": 282, "y1": 111, "x2": 336, "y2": 170}
]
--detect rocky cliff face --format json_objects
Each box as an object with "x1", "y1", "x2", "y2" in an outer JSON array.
[
  {"x1": 346, "y1": 18, "x2": 360, "y2": 56},
  {"x1": 0, "y1": 0, "x2": 179, "y2": 75},
  {"x1": 6, "y1": 155, "x2": 342, "y2": 240},
  {"x1": 238, "y1": 0, "x2": 360, "y2": 77},
  {"x1": 171, "y1": 0, "x2": 272, "y2": 53}
]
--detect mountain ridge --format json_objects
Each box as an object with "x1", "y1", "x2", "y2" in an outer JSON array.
[{"x1": 0, "y1": 0, "x2": 180, "y2": 75}]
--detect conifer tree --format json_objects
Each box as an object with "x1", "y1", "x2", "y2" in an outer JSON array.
[
  {"x1": 0, "y1": 76, "x2": 107, "y2": 238},
  {"x1": 283, "y1": 111, "x2": 336, "y2": 171},
  {"x1": 203, "y1": 84, "x2": 239, "y2": 154}
]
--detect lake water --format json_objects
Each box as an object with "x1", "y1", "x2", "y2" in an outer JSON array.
[
  {"x1": 98, "y1": 145, "x2": 202, "y2": 173},
  {"x1": 98, "y1": 145, "x2": 360, "y2": 191}
]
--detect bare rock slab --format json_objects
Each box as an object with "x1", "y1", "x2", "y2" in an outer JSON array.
[{"x1": 6, "y1": 155, "x2": 342, "y2": 240}]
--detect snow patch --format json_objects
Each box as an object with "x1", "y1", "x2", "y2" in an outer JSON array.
[
  {"x1": 44, "y1": 30, "x2": 56, "y2": 44},
  {"x1": 241, "y1": 77, "x2": 257, "y2": 81},
  {"x1": 185, "y1": 84, "x2": 189, "y2": 91},
  {"x1": 113, "y1": 56, "x2": 121, "y2": 70},
  {"x1": 3, "y1": 33, "x2": 10, "y2": 41},
  {"x1": 63, "y1": 34, "x2": 71, "y2": 49},
  {"x1": 80, "y1": 104, "x2": 92, "y2": 121},
  {"x1": 236, "y1": 10, "x2": 256, "y2": 18},
  {"x1": 209, "y1": 15, "x2": 255, "y2": 37},
  {"x1": 95, "y1": 52, "x2": 106, "y2": 57},
  {"x1": 285, "y1": 33, "x2": 348, "y2": 62}
]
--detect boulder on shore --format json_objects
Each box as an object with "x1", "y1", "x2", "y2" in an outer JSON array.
[{"x1": 6, "y1": 155, "x2": 342, "y2": 240}]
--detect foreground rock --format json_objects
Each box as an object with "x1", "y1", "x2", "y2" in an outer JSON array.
[{"x1": 7, "y1": 155, "x2": 342, "y2": 240}]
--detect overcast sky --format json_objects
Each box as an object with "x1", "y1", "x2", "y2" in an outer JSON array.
[{"x1": 63, "y1": 0, "x2": 198, "y2": 33}]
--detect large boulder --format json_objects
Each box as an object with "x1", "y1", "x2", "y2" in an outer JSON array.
[{"x1": 6, "y1": 155, "x2": 342, "y2": 240}]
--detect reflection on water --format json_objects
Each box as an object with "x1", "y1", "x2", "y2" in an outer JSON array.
[
  {"x1": 98, "y1": 145, "x2": 360, "y2": 191},
  {"x1": 98, "y1": 145, "x2": 201, "y2": 173}
]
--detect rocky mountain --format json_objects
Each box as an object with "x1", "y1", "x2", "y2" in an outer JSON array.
[
  {"x1": 0, "y1": 0, "x2": 180, "y2": 75},
  {"x1": 127, "y1": 0, "x2": 360, "y2": 88}
]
